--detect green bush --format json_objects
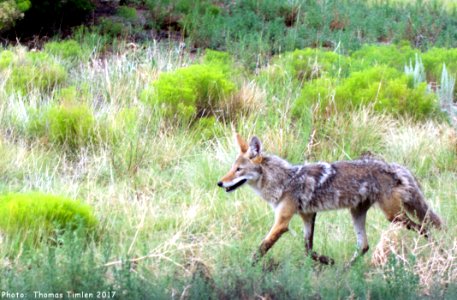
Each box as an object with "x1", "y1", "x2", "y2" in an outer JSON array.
[
  {"x1": 350, "y1": 44, "x2": 417, "y2": 71},
  {"x1": 422, "y1": 47, "x2": 457, "y2": 82},
  {"x1": 202, "y1": 50, "x2": 233, "y2": 71},
  {"x1": 336, "y1": 66, "x2": 438, "y2": 118},
  {"x1": 0, "y1": 48, "x2": 67, "y2": 93},
  {"x1": 98, "y1": 17, "x2": 130, "y2": 37},
  {"x1": 0, "y1": 0, "x2": 31, "y2": 31},
  {"x1": 28, "y1": 101, "x2": 98, "y2": 149},
  {"x1": 275, "y1": 48, "x2": 350, "y2": 82},
  {"x1": 141, "y1": 62, "x2": 236, "y2": 122},
  {"x1": 293, "y1": 66, "x2": 440, "y2": 120},
  {"x1": 193, "y1": 116, "x2": 223, "y2": 139},
  {"x1": 117, "y1": 5, "x2": 138, "y2": 21},
  {"x1": 0, "y1": 192, "x2": 97, "y2": 246},
  {"x1": 292, "y1": 77, "x2": 336, "y2": 118},
  {"x1": 44, "y1": 39, "x2": 87, "y2": 61}
]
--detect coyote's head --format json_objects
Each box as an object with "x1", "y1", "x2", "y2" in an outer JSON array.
[{"x1": 217, "y1": 134, "x2": 263, "y2": 193}]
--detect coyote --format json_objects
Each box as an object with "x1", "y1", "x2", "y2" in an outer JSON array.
[{"x1": 217, "y1": 134, "x2": 442, "y2": 264}]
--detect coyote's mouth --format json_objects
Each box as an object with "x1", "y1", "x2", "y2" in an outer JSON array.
[{"x1": 225, "y1": 179, "x2": 247, "y2": 192}]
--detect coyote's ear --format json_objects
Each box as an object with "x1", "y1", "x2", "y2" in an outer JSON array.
[
  {"x1": 249, "y1": 136, "x2": 262, "y2": 158},
  {"x1": 235, "y1": 133, "x2": 248, "y2": 153}
]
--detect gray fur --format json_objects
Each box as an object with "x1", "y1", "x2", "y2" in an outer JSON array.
[
  {"x1": 219, "y1": 136, "x2": 442, "y2": 264},
  {"x1": 250, "y1": 154, "x2": 441, "y2": 226}
]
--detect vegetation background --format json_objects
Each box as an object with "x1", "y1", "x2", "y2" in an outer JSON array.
[{"x1": 0, "y1": 0, "x2": 457, "y2": 299}]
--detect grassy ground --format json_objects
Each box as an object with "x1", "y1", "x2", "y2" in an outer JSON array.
[{"x1": 1, "y1": 35, "x2": 457, "y2": 300}]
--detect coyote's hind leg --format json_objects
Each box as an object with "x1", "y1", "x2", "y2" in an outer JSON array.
[
  {"x1": 300, "y1": 212, "x2": 334, "y2": 265},
  {"x1": 379, "y1": 194, "x2": 429, "y2": 238}
]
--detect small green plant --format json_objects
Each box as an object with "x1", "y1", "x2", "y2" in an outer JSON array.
[
  {"x1": 117, "y1": 5, "x2": 138, "y2": 21},
  {"x1": 293, "y1": 66, "x2": 440, "y2": 120},
  {"x1": 0, "y1": 0, "x2": 31, "y2": 31},
  {"x1": 0, "y1": 192, "x2": 97, "y2": 247},
  {"x1": 44, "y1": 39, "x2": 87, "y2": 61},
  {"x1": 292, "y1": 77, "x2": 336, "y2": 118},
  {"x1": 141, "y1": 62, "x2": 236, "y2": 122},
  {"x1": 336, "y1": 66, "x2": 438, "y2": 119},
  {"x1": 193, "y1": 116, "x2": 224, "y2": 139},
  {"x1": 438, "y1": 63, "x2": 457, "y2": 127},
  {"x1": 404, "y1": 53, "x2": 426, "y2": 88},
  {"x1": 277, "y1": 48, "x2": 349, "y2": 81},
  {"x1": 0, "y1": 48, "x2": 67, "y2": 94},
  {"x1": 28, "y1": 101, "x2": 98, "y2": 149},
  {"x1": 422, "y1": 47, "x2": 457, "y2": 82},
  {"x1": 350, "y1": 44, "x2": 417, "y2": 71},
  {"x1": 201, "y1": 49, "x2": 234, "y2": 74},
  {"x1": 98, "y1": 17, "x2": 130, "y2": 37}
]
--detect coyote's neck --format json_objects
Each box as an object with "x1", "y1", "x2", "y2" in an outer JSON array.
[{"x1": 249, "y1": 154, "x2": 295, "y2": 205}]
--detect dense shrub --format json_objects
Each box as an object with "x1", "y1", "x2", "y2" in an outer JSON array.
[
  {"x1": 0, "y1": 192, "x2": 97, "y2": 246},
  {"x1": 291, "y1": 77, "x2": 336, "y2": 118},
  {"x1": 28, "y1": 101, "x2": 98, "y2": 149},
  {"x1": 350, "y1": 44, "x2": 417, "y2": 71},
  {"x1": 422, "y1": 47, "x2": 457, "y2": 82},
  {"x1": 336, "y1": 66, "x2": 438, "y2": 118},
  {"x1": 201, "y1": 49, "x2": 234, "y2": 74},
  {"x1": 293, "y1": 66, "x2": 439, "y2": 120},
  {"x1": 274, "y1": 48, "x2": 350, "y2": 82},
  {"x1": 0, "y1": 0, "x2": 30, "y2": 31},
  {"x1": 141, "y1": 60, "x2": 236, "y2": 122},
  {"x1": 0, "y1": 49, "x2": 67, "y2": 93},
  {"x1": 44, "y1": 39, "x2": 87, "y2": 61},
  {"x1": 117, "y1": 5, "x2": 138, "y2": 21}
]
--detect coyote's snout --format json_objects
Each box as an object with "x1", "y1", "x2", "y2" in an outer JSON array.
[{"x1": 217, "y1": 134, "x2": 442, "y2": 265}]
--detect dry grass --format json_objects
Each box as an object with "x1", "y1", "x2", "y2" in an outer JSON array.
[{"x1": 372, "y1": 223, "x2": 457, "y2": 294}]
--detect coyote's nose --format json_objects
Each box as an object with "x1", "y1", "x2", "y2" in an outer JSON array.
[{"x1": 217, "y1": 181, "x2": 223, "y2": 187}]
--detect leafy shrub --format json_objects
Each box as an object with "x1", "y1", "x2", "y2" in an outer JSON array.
[
  {"x1": 193, "y1": 116, "x2": 223, "y2": 139},
  {"x1": 0, "y1": 0, "x2": 30, "y2": 31},
  {"x1": 350, "y1": 44, "x2": 417, "y2": 71},
  {"x1": 117, "y1": 5, "x2": 138, "y2": 21},
  {"x1": 44, "y1": 39, "x2": 87, "y2": 61},
  {"x1": 202, "y1": 50, "x2": 233, "y2": 71},
  {"x1": 110, "y1": 108, "x2": 141, "y2": 146},
  {"x1": 28, "y1": 101, "x2": 98, "y2": 149},
  {"x1": 0, "y1": 192, "x2": 97, "y2": 246},
  {"x1": 422, "y1": 47, "x2": 457, "y2": 82},
  {"x1": 275, "y1": 48, "x2": 350, "y2": 82},
  {"x1": 0, "y1": 48, "x2": 67, "y2": 93},
  {"x1": 292, "y1": 77, "x2": 336, "y2": 118},
  {"x1": 293, "y1": 66, "x2": 440, "y2": 120},
  {"x1": 141, "y1": 62, "x2": 236, "y2": 122},
  {"x1": 336, "y1": 66, "x2": 438, "y2": 118},
  {"x1": 98, "y1": 17, "x2": 131, "y2": 37}
]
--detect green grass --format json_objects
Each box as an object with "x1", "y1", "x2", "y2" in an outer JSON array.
[{"x1": 0, "y1": 37, "x2": 456, "y2": 299}]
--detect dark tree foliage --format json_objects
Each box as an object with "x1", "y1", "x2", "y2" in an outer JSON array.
[{"x1": 5, "y1": 0, "x2": 95, "y2": 38}]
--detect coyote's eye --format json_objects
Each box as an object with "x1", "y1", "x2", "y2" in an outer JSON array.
[{"x1": 236, "y1": 167, "x2": 242, "y2": 172}]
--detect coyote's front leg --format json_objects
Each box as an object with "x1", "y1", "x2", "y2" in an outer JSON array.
[
  {"x1": 300, "y1": 212, "x2": 334, "y2": 265},
  {"x1": 349, "y1": 201, "x2": 371, "y2": 265},
  {"x1": 252, "y1": 198, "x2": 295, "y2": 264}
]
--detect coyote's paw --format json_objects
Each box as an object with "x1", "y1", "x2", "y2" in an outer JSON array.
[
  {"x1": 309, "y1": 251, "x2": 334, "y2": 265},
  {"x1": 251, "y1": 252, "x2": 260, "y2": 266}
]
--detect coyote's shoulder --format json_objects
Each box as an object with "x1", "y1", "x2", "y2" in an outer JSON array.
[{"x1": 217, "y1": 134, "x2": 442, "y2": 265}]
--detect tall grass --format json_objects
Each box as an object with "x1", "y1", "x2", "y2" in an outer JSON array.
[{"x1": 0, "y1": 40, "x2": 456, "y2": 299}]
